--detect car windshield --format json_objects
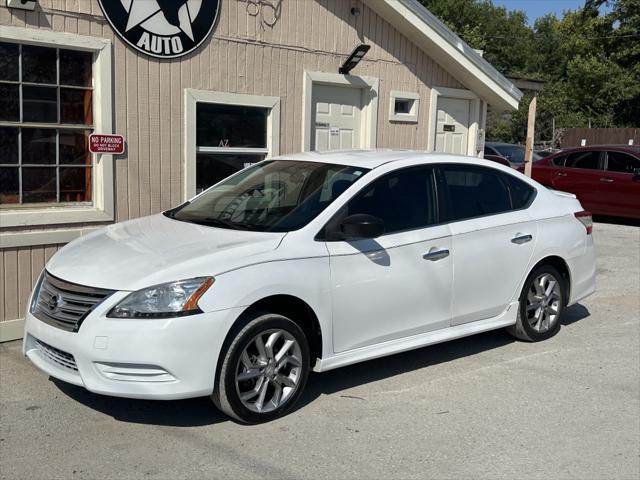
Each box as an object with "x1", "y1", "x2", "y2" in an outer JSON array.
[
  {"x1": 168, "y1": 160, "x2": 369, "y2": 232},
  {"x1": 493, "y1": 145, "x2": 541, "y2": 164}
]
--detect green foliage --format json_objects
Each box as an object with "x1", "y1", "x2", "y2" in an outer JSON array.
[{"x1": 419, "y1": 0, "x2": 640, "y2": 143}]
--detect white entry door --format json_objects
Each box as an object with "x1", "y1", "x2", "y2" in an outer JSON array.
[
  {"x1": 435, "y1": 97, "x2": 471, "y2": 154},
  {"x1": 312, "y1": 85, "x2": 363, "y2": 151}
]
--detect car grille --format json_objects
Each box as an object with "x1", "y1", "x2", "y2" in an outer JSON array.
[
  {"x1": 33, "y1": 271, "x2": 115, "y2": 332},
  {"x1": 34, "y1": 338, "x2": 78, "y2": 371}
]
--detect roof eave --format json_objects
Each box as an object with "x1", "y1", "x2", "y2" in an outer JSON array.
[{"x1": 364, "y1": 0, "x2": 522, "y2": 111}]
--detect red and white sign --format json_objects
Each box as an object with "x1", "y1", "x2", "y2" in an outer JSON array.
[{"x1": 89, "y1": 134, "x2": 125, "y2": 154}]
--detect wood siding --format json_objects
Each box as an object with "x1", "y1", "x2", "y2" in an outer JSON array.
[{"x1": 0, "y1": 0, "x2": 463, "y2": 323}]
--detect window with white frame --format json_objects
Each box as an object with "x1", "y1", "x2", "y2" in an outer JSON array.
[
  {"x1": 389, "y1": 90, "x2": 420, "y2": 123},
  {"x1": 0, "y1": 42, "x2": 94, "y2": 206},
  {"x1": 185, "y1": 90, "x2": 280, "y2": 198},
  {"x1": 195, "y1": 103, "x2": 269, "y2": 193}
]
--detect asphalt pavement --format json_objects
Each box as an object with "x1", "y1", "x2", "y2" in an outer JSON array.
[{"x1": 1, "y1": 221, "x2": 638, "y2": 480}]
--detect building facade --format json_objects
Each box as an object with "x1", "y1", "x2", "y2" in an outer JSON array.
[{"x1": 0, "y1": 0, "x2": 521, "y2": 341}]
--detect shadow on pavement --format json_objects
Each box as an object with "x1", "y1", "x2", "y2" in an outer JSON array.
[
  {"x1": 51, "y1": 379, "x2": 228, "y2": 427},
  {"x1": 51, "y1": 303, "x2": 590, "y2": 427}
]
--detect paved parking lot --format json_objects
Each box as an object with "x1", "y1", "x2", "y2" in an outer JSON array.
[{"x1": 1, "y1": 222, "x2": 638, "y2": 480}]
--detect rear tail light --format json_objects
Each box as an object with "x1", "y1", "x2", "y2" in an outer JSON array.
[{"x1": 575, "y1": 210, "x2": 593, "y2": 234}]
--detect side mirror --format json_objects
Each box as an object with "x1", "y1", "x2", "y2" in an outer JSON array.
[{"x1": 338, "y1": 214, "x2": 384, "y2": 241}]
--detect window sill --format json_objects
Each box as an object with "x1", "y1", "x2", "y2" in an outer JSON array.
[
  {"x1": 389, "y1": 113, "x2": 419, "y2": 123},
  {"x1": 0, "y1": 205, "x2": 113, "y2": 229}
]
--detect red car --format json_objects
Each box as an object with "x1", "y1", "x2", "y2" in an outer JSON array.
[{"x1": 519, "y1": 145, "x2": 640, "y2": 219}]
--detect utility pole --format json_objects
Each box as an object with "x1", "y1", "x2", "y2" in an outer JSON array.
[{"x1": 524, "y1": 95, "x2": 537, "y2": 178}]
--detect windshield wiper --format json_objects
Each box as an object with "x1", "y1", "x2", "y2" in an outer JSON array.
[{"x1": 192, "y1": 217, "x2": 253, "y2": 230}]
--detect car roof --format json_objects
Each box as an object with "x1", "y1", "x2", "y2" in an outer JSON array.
[
  {"x1": 273, "y1": 149, "x2": 485, "y2": 169},
  {"x1": 485, "y1": 142, "x2": 523, "y2": 148},
  {"x1": 552, "y1": 145, "x2": 640, "y2": 155}
]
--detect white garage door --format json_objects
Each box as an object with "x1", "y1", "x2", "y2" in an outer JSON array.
[
  {"x1": 435, "y1": 96, "x2": 471, "y2": 155},
  {"x1": 312, "y1": 85, "x2": 362, "y2": 151}
]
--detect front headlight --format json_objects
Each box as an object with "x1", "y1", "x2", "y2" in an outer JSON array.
[{"x1": 107, "y1": 277, "x2": 214, "y2": 318}]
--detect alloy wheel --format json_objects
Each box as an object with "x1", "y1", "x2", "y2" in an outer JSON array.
[
  {"x1": 525, "y1": 273, "x2": 562, "y2": 333},
  {"x1": 234, "y1": 329, "x2": 303, "y2": 413}
]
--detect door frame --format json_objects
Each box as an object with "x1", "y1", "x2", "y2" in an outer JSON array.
[
  {"x1": 302, "y1": 71, "x2": 379, "y2": 152},
  {"x1": 427, "y1": 86, "x2": 482, "y2": 157}
]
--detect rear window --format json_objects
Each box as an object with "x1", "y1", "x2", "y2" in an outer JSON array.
[
  {"x1": 440, "y1": 164, "x2": 512, "y2": 220},
  {"x1": 504, "y1": 173, "x2": 536, "y2": 209}
]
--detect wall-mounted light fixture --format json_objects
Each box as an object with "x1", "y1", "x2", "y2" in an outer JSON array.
[
  {"x1": 339, "y1": 44, "x2": 371, "y2": 75},
  {"x1": 6, "y1": 0, "x2": 37, "y2": 11}
]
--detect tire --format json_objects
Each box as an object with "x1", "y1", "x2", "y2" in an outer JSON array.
[
  {"x1": 507, "y1": 265, "x2": 567, "y2": 342},
  {"x1": 212, "y1": 312, "x2": 310, "y2": 424}
]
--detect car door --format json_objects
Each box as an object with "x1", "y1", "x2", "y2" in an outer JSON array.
[
  {"x1": 437, "y1": 164, "x2": 538, "y2": 326},
  {"x1": 599, "y1": 150, "x2": 640, "y2": 218},
  {"x1": 551, "y1": 150, "x2": 605, "y2": 214},
  {"x1": 324, "y1": 166, "x2": 453, "y2": 353},
  {"x1": 530, "y1": 154, "x2": 565, "y2": 187}
]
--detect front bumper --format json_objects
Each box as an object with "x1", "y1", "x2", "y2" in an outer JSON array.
[{"x1": 23, "y1": 294, "x2": 245, "y2": 400}]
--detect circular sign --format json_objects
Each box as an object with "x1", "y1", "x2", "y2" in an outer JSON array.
[{"x1": 98, "y1": 0, "x2": 220, "y2": 59}]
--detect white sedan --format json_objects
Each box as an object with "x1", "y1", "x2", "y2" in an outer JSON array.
[{"x1": 24, "y1": 150, "x2": 596, "y2": 423}]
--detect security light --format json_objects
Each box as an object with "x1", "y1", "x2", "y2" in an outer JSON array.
[{"x1": 339, "y1": 44, "x2": 371, "y2": 75}]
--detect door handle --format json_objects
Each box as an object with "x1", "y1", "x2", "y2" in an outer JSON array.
[
  {"x1": 511, "y1": 234, "x2": 533, "y2": 245},
  {"x1": 599, "y1": 177, "x2": 614, "y2": 183},
  {"x1": 554, "y1": 172, "x2": 567, "y2": 177},
  {"x1": 423, "y1": 248, "x2": 450, "y2": 261}
]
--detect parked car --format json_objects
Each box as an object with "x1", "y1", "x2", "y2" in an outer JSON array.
[
  {"x1": 483, "y1": 153, "x2": 512, "y2": 167},
  {"x1": 24, "y1": 151, "x2": 596, "y2": 423},
  {"x1": 484, "y1": 142, "x2": 542, "y2": 166},
  {"x1": 534, "y1": 149, "x2": 560, "y2": 159},
  {"x1": 519, "y1": 145, "x2": 640, "y2": 219}
]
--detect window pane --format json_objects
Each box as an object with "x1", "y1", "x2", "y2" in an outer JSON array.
[
  {"x1": 0, "y1": 167, "x2": 19, "y2": 204},
  {"x1": 23, "y1": 85, "x2": 58, "y2": 123},
  {"x1": 22, "y1": 167, "x2": 57, "y2": 203},
  {"x1": 504, "y1": 173, "x2": 536, "y2": 209},
  {"x1": 442, "y1": 165, "x2": 512, "y2": 220},
  {"x1": 551, "y1": 156, "x2": 566, "y2": 167},
  {"x1": 22, "y1": 45, "x2": 57, "y2": 84},
  {"x1": 607, "y1": 151, "x2": 640, "y2": 174},
  {"x1": 60, "y1": 167, "x2": 91, "y2": 202},
  {"x1": 0, "y1": 127, "x2": 19, "y2": 164},
  {"x1": 345, "y1": 167, "x2": 436, "y2": 234},
  {"x1": 59, "y1": 130, "x2": 91, "y2": 165},
  {"x1": 196, "y1": 153, "x2": 265, "y2": 193},
  {"x1": 0, "y1": 42, "x2": 19, "y2": 81},
  {"x1": 196, "y1": 104, "x2": 267, "y2": 148},
  {"x1": 60, "y1": 49, "x2": 92, "y2": 87},
  {"x1": 22, "y1": 128, "x2": 56, "y2": 164},
  {"x1": 565, "y1": 151, "x2": 601, "y2": 170},
  {"x1": 60, "y1": 88, "x2": 92, "y2": 124},
  {"x1": 0, "y1": 83, "x2": 19, "y2": 121}
]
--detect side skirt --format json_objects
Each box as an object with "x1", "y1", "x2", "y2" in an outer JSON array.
[{"x1": 314, "y1": 301, "x2": 519, "y2": 372}]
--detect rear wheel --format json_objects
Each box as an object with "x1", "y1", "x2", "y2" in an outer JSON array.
[
  {"x1": 507, "y1": 265, "x2": 566, "y2": 342},
  {"x1": 212, "y1": 313, "x2": 310, "y2": 423}
]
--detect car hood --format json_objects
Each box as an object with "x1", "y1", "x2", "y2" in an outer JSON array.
[{"x1": 46, "y1": 214, "x2": 286, "y2": 291}]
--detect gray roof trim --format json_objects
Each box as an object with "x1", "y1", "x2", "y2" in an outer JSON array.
[{"x1": 395, "y1": 0, "x2": 523, "y2": 103}]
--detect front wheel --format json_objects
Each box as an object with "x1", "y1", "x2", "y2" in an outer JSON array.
[
  {"x1": 212, "y1": 313, "x2": 310, "y2": 423},
  {"x1": 507, "y1": 265, "x2": 566, "y2": 342}
]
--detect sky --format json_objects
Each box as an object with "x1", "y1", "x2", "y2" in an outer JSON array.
[{"x1": 492, "y1": 0, "x2": 612, "y2": 25}]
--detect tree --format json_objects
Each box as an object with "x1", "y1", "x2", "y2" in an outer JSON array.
[{"x1": 419, "y1": 0, "x2": 640, "y2": 142}]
